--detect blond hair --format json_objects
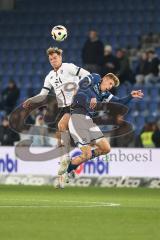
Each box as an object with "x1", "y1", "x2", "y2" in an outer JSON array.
[
  {"x1": 104, "y1": 73, "x2": 120, "y2": 87},
  {"x1": 46, "y1": 47, "x2": 63, "y2": 56}
]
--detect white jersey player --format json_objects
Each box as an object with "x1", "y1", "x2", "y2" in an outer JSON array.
[
  {"x1": 41, "y1": 58, "x2": 89, "y2": 108},
  {"x1": 23, "y1": 47, "x2": 89, "y2": 188}
]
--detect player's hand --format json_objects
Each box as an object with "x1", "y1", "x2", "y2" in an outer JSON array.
[
  {"x1": 131, "y1": 90, "x2": 144, "y2": 99},
  {"x1": 90, "y1": 98, "x2": 97, "y2": 109},
  {"x1": 22, "y1": 99, "x2": 32, "y2": 109}
]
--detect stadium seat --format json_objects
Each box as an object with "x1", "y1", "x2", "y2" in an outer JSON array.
[
  {"x1": 135, "y1": 115, "x2": 145, "y2": 127},
  {"x1": 0, "y1": 0, "x2": 159, "y2": 139}
]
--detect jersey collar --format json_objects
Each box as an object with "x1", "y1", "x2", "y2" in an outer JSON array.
[{"x1": 53, "y1": 63, "x2": 63, "y2": 72}]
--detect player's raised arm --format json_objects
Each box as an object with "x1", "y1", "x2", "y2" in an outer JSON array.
[
  {"x1": 99, "y1": 73, "x2": 144, "y2": 105},
  {"x1": 107, "y1": 89, "x2": 144, "y2": 105},
  {"x1": 102, "y1": 90, "x2": 144, "y2": 105}
]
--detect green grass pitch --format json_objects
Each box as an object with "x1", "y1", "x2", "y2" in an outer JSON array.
[{"x1": 0, "y1": 185, "x2": 159, "y2": 240}]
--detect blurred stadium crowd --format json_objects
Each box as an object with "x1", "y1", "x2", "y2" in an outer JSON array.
[{"x1": 0, "y1": 0, "x2": 160, "y2": 148}]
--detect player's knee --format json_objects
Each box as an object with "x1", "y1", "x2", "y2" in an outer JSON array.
[
  {"x1": 100, "y1": 142, "x2": 111, "y2": 154},
  {"x1": 104, "y1": 146, "x2": 111, "y2": 154},
  {"x1": 102, "y1": 145, "x2": 111, "y2": 154}
]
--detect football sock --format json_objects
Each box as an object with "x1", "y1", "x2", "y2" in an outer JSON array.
[
  {"x1": 61, "y1": 131, "x2": 70, "y2": 153},
  {"x1": 91, "y1": 149, "x2": 101, "y2": 158},
  {"x1": 60, "y1": 131, "x2": 70, "y2": 160},
  {"x1": 67, "y1": 162, "x2": 79, "y2": 173}
]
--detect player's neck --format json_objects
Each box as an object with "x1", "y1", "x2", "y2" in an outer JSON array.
[{"x1": 53, "y1": 63, "x2": 62, "y2": 72}]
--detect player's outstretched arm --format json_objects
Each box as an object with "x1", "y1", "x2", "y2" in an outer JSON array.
[
  {"x1": 22, "y1": 94, "x2": 47, "y2": 109},
  {"x1": 23, "y1": 98, "x2": 33, "y2": 109},
  {"x1": 105, "y1": 89, "x2": 144, "y2": 105},
  {"x1": 23, "y1": 74, "x2": 52, "y2": 109}
]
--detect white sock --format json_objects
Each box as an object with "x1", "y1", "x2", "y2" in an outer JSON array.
[{"x1": 61, "y1": 131, "x2": 70, "y2": 158}]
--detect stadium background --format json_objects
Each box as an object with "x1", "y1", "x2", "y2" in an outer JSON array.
[
  {"x1": 0, "y1": 0, "x2": 160, "y2": 181},
  {"x1": 0, "y1": 1, "x2": 160, "y2": 240},
  {"x1": 1, "y1": 0, "x2": 160, "y2": 144}
]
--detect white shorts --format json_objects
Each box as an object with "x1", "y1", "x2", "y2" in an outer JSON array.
[{"x1": 69, "y1": 114, "x2": 104, "y2": 147}]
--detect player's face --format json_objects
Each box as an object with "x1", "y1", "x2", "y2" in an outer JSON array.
[
  {"x1": 49, "y1": 53, "x2": 62, "y2": 70},
  {"x1": 100, "y1": 77, "x2": 115, "y2": 92}
]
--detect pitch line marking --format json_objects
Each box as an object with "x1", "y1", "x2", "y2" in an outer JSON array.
[
  {"x1": 63, "y1": 200, "x2": 120, "y2": 206},
  {"x1": 0, "y1": 199, "x2": 120, "y2": 208},
  {"x1": 0, "y1": 204, "x2": 120, "y2": 208},
  {"x1": 0, "y1": 198, "x2": 50, "y2": 202},
  {"x1": 0, "y1": 202, "x2": 120, "y2": 208}
]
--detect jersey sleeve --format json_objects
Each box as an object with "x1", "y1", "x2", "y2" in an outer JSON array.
[
  {"x1": 102, "y1": 92, "x2": 133, "y2": 104},
  {"x1": 78, "y1": 73, "x2": 101, "y2": 89},
  {"x1": 111, "y1": 94, "x2": 133, "y2": 104},
  {"x1": 77, "y1": 75, "x2": 97, "y2": 98},
  {"x1": 78, "y1": 68, "x2": 90, "y2": 79},
  {"x1": 90, "y1": 73, "x2": 101, "y2": 84},
  {"x1": 78, "y1": 75, "x2": 92, "y2": 89},
  {"x1": 39, "y1": 74, "x2": 52, "y2": 95},
  {"x1": 68, "y1": 63, "x2": 90, "y2": 78}
]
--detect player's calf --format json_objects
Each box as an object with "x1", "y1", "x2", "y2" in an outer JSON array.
[
  {"x1": 67, "y1": 138, "x2": 110, "y2": 174},
  {"x1": 71, "y1": 145, "x2": 92, "y2": 165},
  {"x1": 67, "y1": 145, "x2": 92, "y2": 173}
]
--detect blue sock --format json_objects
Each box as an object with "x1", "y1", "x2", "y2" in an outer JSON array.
[
  {"x1": 67, "y1": 162, "x2": 79, "y2": 173},
  {"x1": 67, "y1": 150, "x2": 97, "y2": 173},
  {"x1": 91, "y1": 149, "x2": 96, "y2": 158}
]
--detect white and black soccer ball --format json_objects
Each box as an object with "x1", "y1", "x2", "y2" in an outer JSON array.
[{"x1": 51, "y1": 25, "x2": 67, "y2": 42}]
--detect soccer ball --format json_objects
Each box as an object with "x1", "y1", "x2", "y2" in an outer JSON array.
[{"x1": 51, "y1": 25, "x2": 67, "y2": 41}]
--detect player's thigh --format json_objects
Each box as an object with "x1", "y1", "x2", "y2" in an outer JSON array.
[
  {"x1": 94, "y1": 137, "x2": 111, "y2": 153},
  {"x1": 89, "y1": 122, "x2": 104, "y2": 142},
  {"x1": 58, "y1": 113, "x2": 70, "y2": 131},
  {"x1": 69, "y1": 114, "x2": 91, "y2": 146}
]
